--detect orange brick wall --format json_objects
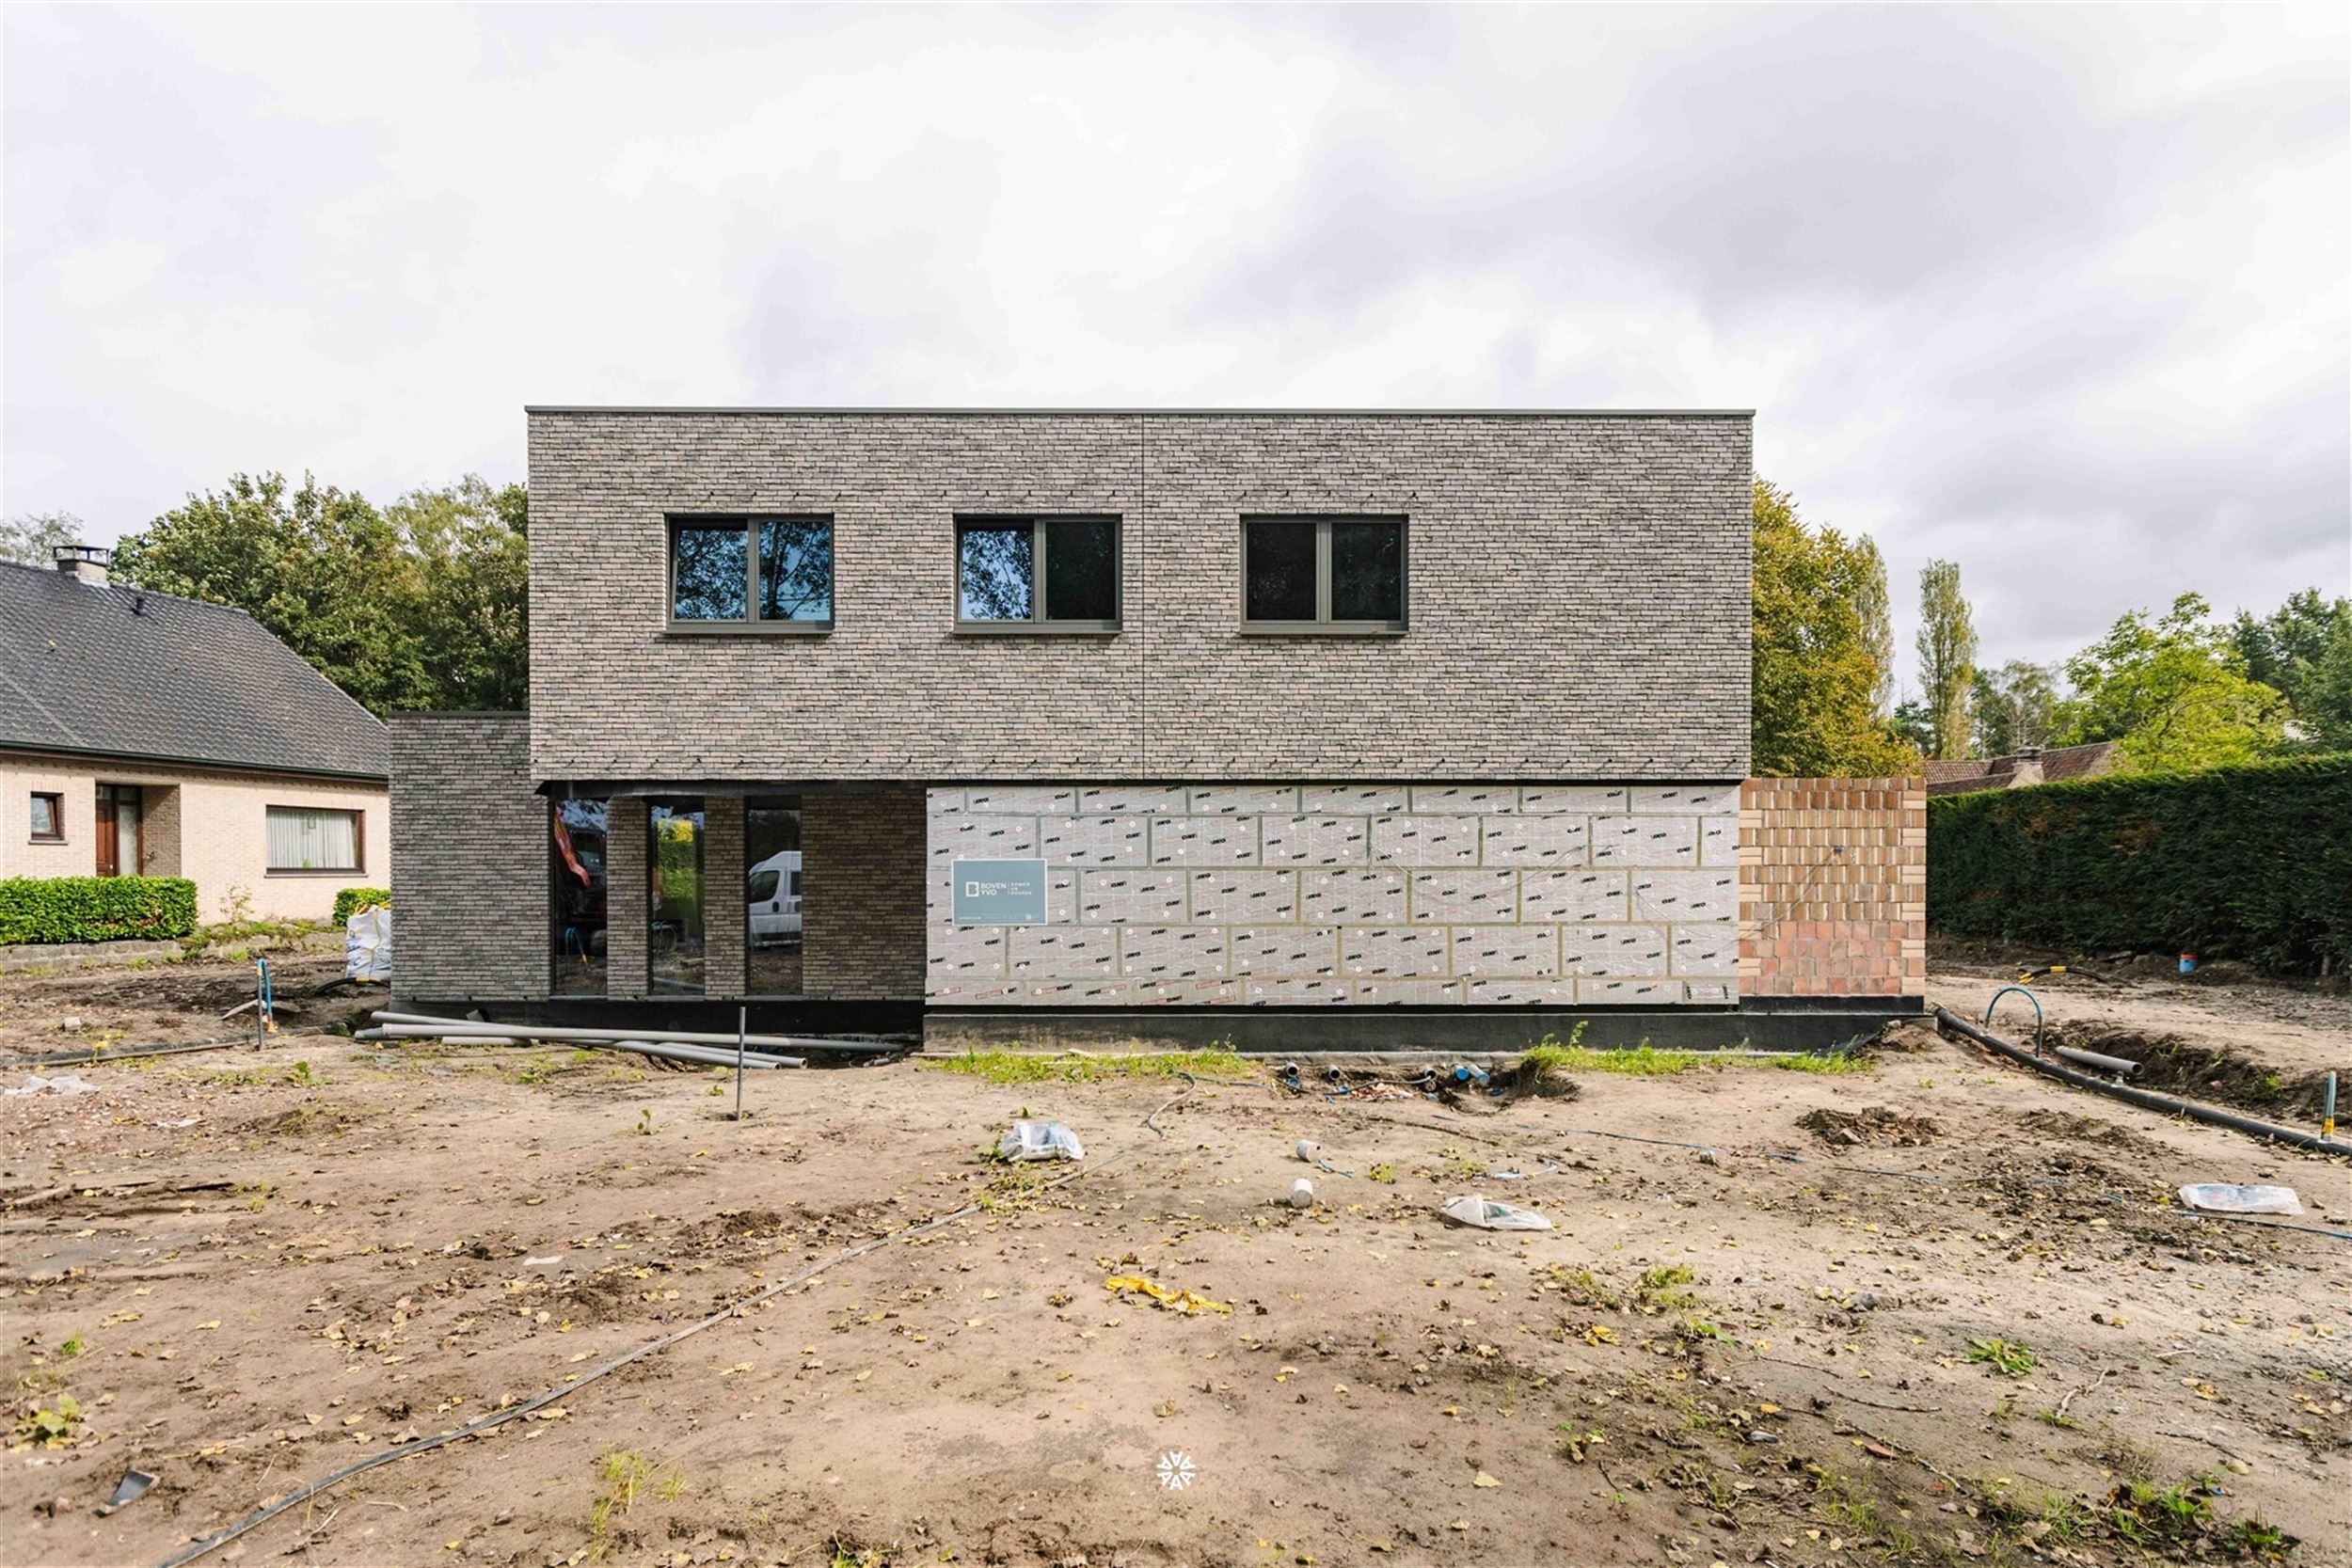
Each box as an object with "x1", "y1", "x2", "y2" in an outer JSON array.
[{"x1": 1739, "y1": 777, "x2": 1925, "y2": 998}]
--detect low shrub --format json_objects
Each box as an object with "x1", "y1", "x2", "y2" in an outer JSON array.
[
  {"x1": 332, "y1": 887, "x2": 390, "y2": 924},
  {"x1": 0, "y1": 877, "x2": 199, "y2": 945}
]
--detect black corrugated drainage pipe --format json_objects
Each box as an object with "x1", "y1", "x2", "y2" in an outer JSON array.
[{"x1": 1934, "y1": 1007, "x2": 2351, "y2": 1156}]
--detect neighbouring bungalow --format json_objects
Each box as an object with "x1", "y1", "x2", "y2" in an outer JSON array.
[
  {"x1": 1, "y1": 548, "x2": 389, "y2": 924},
  {"x1": 1923, "y1": 742, "x2": 2118, "y2": 798}
]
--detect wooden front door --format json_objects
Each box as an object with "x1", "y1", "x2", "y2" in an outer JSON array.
[{"x1": 94, "y1": 784, "x2": 142, "y2": 878}]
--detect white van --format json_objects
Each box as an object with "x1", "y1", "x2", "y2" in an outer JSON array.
[{"x1": 748, "y1": 850, "x2": 803, "y2": 944}]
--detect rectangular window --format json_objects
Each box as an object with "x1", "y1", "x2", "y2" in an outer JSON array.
[
  {"x1": 746, "y1": 796, "x2": 803, "y2": 996},
  {"x1": 266, "y1": 806, "x2": 361, "y2": 873},
  {"x1": 649, "y1": 800, "x2": 706, "y2": 995},
  {"x1": 1242, "y1": 516, "x2": 1407, "y2": 631},
  {"x1": 957, "y1": 516, "x2": 1120, "y2": 630},
  {"x1": 29, "y1": 792, "x2": 63, "y2": 841},
  {"x1": 669, "y1": 516, "x2": 834, "y2": 629}
]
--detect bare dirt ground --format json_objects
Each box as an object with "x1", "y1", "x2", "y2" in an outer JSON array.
[{"x1": 1, "y1": 952, "x2": 2346, "y2": 1568}]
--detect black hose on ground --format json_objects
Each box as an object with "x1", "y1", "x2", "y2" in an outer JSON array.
[
  {"x1": 1933, "y1": 1008, "x2": 2351, "y2": 1156},
  {"x1": 6, "y1": 1030, "x2": 334, "y2": 1070}
]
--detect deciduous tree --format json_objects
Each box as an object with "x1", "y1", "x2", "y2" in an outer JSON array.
[
  {"x1": 1970, "y1": 659, "x2": 2058, "y2": 758},
  {"x1": 1751, "y1": 480, "x2": 1919, "y2": 777},
  {"x1": 1915, "y1": 559, "x2": 1978, "y2": 760},
  {"x1": 2054, "y1": 594, "x2": 2285, "y2": 772}
]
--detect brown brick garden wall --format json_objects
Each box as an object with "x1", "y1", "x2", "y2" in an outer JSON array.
[{"x1": 1739, "y1": 777, "x2": 1925, "y2": 998}]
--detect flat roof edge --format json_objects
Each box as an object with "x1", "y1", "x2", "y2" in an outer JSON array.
[{"x1": 523, "y1": 405, "x2": 1756, "y2": 420}]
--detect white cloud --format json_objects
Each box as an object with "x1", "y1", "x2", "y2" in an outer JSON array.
[{"x1": 3, "y1": 3, "x2": 2344, "y2": 675}]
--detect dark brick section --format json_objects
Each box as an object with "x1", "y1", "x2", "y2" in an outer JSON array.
[
  {"x1": 389, "y1": 714, "x2": 548, "y2": 1005},
  {"x1": 704, "y1": 797, "x2": 746, "y2": 999},
  {"x1": 606, "y1": 799, "x2": 649, "y2": 997},
  {"x1": 803, "y1": 789, "x2": 926, "y2": 999},
  {"x1": 526, "y1": 412, "x2": 1752, "y2": 782}
]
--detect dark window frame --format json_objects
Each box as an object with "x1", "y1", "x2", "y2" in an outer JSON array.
[
  {"x1": 664, "y1": 515, "x2": 836, "y2": 635},
  {"x1": 1239, "y1": 515, "x2": 1409, "y2": 635},
  {"x1": 953, "y1": 515, "x2": 1122, "y2": 635},
  {"x1": 28, "y1": 791, "x2": 64, "y2": 842},
  {"x1": 264, "y1": 803, "x2": 364, "y2": 877}
]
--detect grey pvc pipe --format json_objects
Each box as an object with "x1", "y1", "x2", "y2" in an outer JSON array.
[
  {"x1": 368, "y1": 1011, "x2": 890, "y2": 1054},
  {"x1": 366, "y1": 1023, "x2": 801, "y2": 1069},
  {"x1": 2053, "y1": 1045, "x2": 2144, "y2": 1079},
  {"x1": 1935, "y1": 1008, "x2": 2350, "y2": 1155}
]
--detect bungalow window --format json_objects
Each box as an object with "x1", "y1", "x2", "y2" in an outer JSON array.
[
  {"x1": 267, "y1": 806, "x2": 361, "y2": 874},
  {"x1": 1241, "y1": 516, "x2": 1407, "y2": 632},
  {"x1": 28, "y1": 792, "x2": 63, "y2": 841},
  {"x1": 956, "y1": 516, "x2": 1120, "y2": 630},
  {"x1": 669, "y1": 516, "x2": 834, "y2": 630}
]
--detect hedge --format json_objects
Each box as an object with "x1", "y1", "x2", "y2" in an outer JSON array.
[
  {"x1": 332, "y1": 887, "x2": 391, "y2": 925},
  {"x1": 0, "y1": 876, "x2": 199, "y2": 946},
  {"x1": 1928, "y1": 752, "x2": 2352, "y2": 974}
]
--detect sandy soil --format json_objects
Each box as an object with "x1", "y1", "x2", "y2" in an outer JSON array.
[{"x1": 1, "y1": 959, "x2": 2346, "y2": 1568}]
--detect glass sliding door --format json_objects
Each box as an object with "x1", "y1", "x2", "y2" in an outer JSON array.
[
  {"x1": 745, "y1": 797, "x2": 803, "y2": 995},
  {"x1": 648, "y1": 800, "x2": 706, "y2": 994},
  {"x1": 551, "y1": 799, "x2": 609, "y2": 996}
]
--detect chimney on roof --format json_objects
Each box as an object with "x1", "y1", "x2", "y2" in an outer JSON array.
[
  {"x1": 2008, "y1": 745, "x2": 2045, "y2": 787},
  {"x1": 52, "y1": 545, "x2": 112, "y2": 587}
]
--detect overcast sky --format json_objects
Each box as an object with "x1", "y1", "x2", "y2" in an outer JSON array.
[{"x1": 5, "y1": 5, "x2": 2345, "y2": 681}]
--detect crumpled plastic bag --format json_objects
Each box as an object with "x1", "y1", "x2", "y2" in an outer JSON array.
[
  {"x1": 1440, "y1": 1194, "x2": 1553, "y2": 1230},
  {"x1": 998, "y1": 1119, "x2": 1085, "y2": 1162},
  {"x1": 344, "y1": 907, "x2": 392, "y2": 983},
  {"x1": 2177, "y1": 1183, "x2": 2301, "y2": 1216},
  {"x1": 6, "y1": 1074, "x2": 98, "y2": 1098}
]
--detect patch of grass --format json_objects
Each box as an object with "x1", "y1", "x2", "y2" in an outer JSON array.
[
  {"x1": 1438, "y1": 1146, "x2": 1487, "y2": 1180},
  {"x1": 283, "y1": 1059, "x2": 318, "y2": 1087},
  {"x1": 588, "y1": 1449, "x2": 650, "y2": 1557},
  {"x1": 1634, "y1": 1263, "x2": 1697, "y2": 1314},
  {"x1": 1519, "y1": 1034, "x2": 1869, "y2": 1077},
  {"x1": 1546, "y1": 1265, "x2": 1621, "y2": 1308},
  {"x1": 56, "y1": 1332, "x2": 86, "y2": 1359},
  {"x1": 1966, "y1": 1337, "x2": 2035, "y2": 1377},
  {"x1": 1766, "y1": 1052, "x2": 1873, "y2": 1075},
  {"x1": 924, "y1": 1047, "x2": 1255, "y2": 1085}
]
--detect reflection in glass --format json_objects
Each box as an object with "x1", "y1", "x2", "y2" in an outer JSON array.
[
  {"x1": 1244, "y1": 521, "x2": 1316, "y2": 621},
  {"x1": 649, "y1": 800, "x2": 706, "y2": 995},
  {"x1": 673, "y1": 526, "x2": 748, "y2": 620},
  {"x1": 745, "y1": 797, "x2": 803, "y2": 995},
  {"x1": 551, "y1": 799, "x2": 608, "y2": 997},
  {"x1": 758, "y1": 518, "x2": 833, "y2": 623},
  {"x1": 960, "y1": 525, "x2": 1033, "y2": 620},
  {"x1": 1044, "y1": 517, "x2": 1118, "y2": 621},
  {"x1": 1331, "y1": 521, "x2": 1404, "y2": 623}
]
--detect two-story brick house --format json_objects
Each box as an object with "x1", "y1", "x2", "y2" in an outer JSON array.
[{"x1": 391, "y1": 409, "x2": 1921, "y2": 1048}]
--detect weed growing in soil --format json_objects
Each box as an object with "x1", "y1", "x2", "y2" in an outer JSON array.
[
  {"x1": 1967, "y1": 1337, "x2": 2037, "y2": 1376},
  {"x1": 927, "y1": 1048, "x2": 1254, "y2": 1085},
  {"x1": 14, "y1": 1392, "x2": 82, "y2": 1448},
  {"x1": 1635, "y1": 1264, "x2": 1698, "y2": 1314},
  {"x1": 588, "y1": 1449, "x2": 648, "y2": 1556},
  {"x1": 1521, "y1": 1037, "x2": 1871, "y2": 1077}
]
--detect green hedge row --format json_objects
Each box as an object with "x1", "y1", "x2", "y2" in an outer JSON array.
[
  {"x1": 1928, "y1": 752, "x2": 2352, "y2": 974},
  {"x1": 0, "y1": 877, "x2": 199, "y2": 945},
  {"x1": 332, "y1": 887, "x2": 391, "y2": 925}
]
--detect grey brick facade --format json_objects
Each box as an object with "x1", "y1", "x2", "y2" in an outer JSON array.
[
  {"x1": 525, "y1": 411, "x2": 1752, "y2": 782},
  {"x1": 389, "y1": 714, "x2": 547, "y2": 1005},
  {"x1": 803, "y1": 789, "x2": 926, "y2": 999}
]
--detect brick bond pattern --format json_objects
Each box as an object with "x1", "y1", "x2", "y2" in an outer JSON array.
[
  {"x1": 1738, "y1": 777, "x2": 1926, "y2": 998},
  {"x1": 801, "y1": 790, "x2": 927, "y2": 1000},
  {"x1": 388, "y1": 716, "x2": 547, "y2": 1004},
  {"x1": 526, "y1": 412, "x2": 1752, "y2": 784},
  {"x1": 927, "y1": 784, "x2": 1741, "y2": 1006}
]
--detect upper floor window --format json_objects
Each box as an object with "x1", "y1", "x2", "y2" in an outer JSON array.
[
  {"x1": 670, "y1": 516, "x2": 834, "y2": 630},
  {"x1": 957, "y1": 516, "x2": 1120, "y2": 631},
  {"x1": 1242, "y1": 516, "x2": 1406, "y2": 632}
]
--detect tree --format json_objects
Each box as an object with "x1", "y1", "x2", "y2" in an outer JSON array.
[
  {"x1": 1852, "y1": 535, "x2": 1896, "y2": 719},
  {"x1": 2053, "y1": 594, "x2": 2286, "y2": 772},
  {"x1": 385, "y1": 477, "x2": 531, "y2": 711},
  {"x1": 0, "y1": 511, "x2": 83, "y2": 567},
  {"x1": 110, "y1": 471, "x2": 530, "y2": 716},
  {"x1": 1889, "y1": 698, "x2": 1933, "y2": 754},
  {"x1": 1971, "y1": 659, "x2": 2059, "y2": 757},
  {"x1": 1750, "y1": 480, "x2": 1920, "y2": 777},
  {"x1": 1915, "y1": 559, "x2": 1978, "y2": 760},
  {"x1": 2231, "y1": 589, "x2": 2352, "y2": 750}
]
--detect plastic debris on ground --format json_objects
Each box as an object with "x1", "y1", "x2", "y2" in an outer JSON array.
[
  {"x1": 1439, "y1": 1194, "x2": 1554, "y2": 1230},
  {"x1": 5, "y1": 1074, "x2": 98, "y2": 1098},
  {"x1": 1289, "y1": 1177, "x2": 1316, "y2": 1208},
  {"x1": 1104, "y1": 1274, "x2": 1233, "y2": 1315},
  {"x1": 343, "y1": 905, "x2": 392, "y2": 982},
  {"x1": 97, "y1": 1468, "x2": 156, "y2": 1516},
  {"x1": 2177, "y1": 1183, "x2": 2302, "y2": 1216},
  {"x1": 998, "y1": 1119, "x2": 1085, "y2": 1162}
]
